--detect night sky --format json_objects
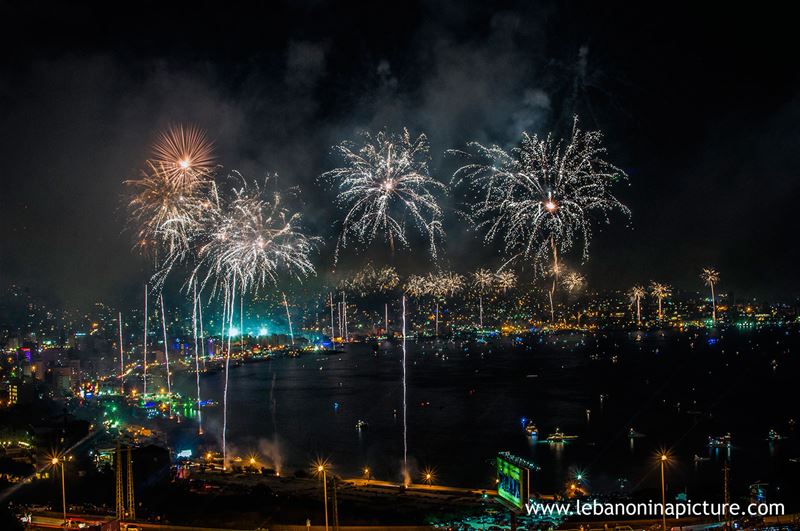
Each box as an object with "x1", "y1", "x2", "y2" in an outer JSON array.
[{"x1": 1, "y1": 1, "x2": 798, "y2": 308}]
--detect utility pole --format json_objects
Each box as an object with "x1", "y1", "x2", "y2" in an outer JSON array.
[
  {"x1": 115, "y1": 443, "x2": 124, "y2": 519},
  {"x1": 126, "y1": 446, "x2": 135, "y2": 519},
  {"x1": 332, "y1": 475, "x2": 339, "y2": 531}
]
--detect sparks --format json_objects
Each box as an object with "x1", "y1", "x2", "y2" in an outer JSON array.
[{"x1": 322, "y1": 128, "x2": 446, "y2": 262}]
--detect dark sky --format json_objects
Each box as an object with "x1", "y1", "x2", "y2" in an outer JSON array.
[{"x1": 0, "y1": 1, "x2": 798, "y2": 309}]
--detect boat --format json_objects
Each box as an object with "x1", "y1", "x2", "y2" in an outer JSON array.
[
  {"x1": 524, "y1": 421, "x2": 539, "y2": 437},
  {"x1": 546, "y1": 428, "x2": 578, "y2": 443},
  {"x1": 693, "y1": 454, "x2": 710, "y2": 463},
  {"x1": 708, "y1": 433, "x2": 732, "y2": 448},
  {"x1": 767, "y1": 429, "x2": 787, "y2": 441},
  {"x1": 356, "y1": 419, "x2": 369, "y2": 430},
  {"x1": 628, "y1": 428, "x2": 646, "y2": 438}
]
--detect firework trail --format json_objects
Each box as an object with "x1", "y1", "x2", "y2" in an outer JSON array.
[
  {"x1": 700, "y1": 268, "x2": 720, "y2": 324},
  {"x1": 223, "y1": 276, "x2": 237, "y2": 469},
  {"x1": 118, "y1": 312, "x2": 124, "y2": 393},
  {"x1": 452, "y1": 117, "x2": 629, "y2": 320},
  {"x1": 329, "y1": 292, "x2": 335, "y2": 343},
  {"x1": 650, "y1": 282, "x2": 671, "y2": 321},
  {"x1": 322, "y1": 128, "x2": 446, "y2": 262},
  {"x1": 401, "y1": 294, "x2": 408, "y2": 485},
  {"x1": 143, "y1": 284, "x2": 148, "y2": 397},
  {"x1": 337, "y1": 300, "x2": 343, "y2": 338},
  {"x1": 628, "y1": 285, "x2": 646, "y2": 324},
  {"x1": 342, "y1": 292, "x2": 349, "y2": 341},
  {"x1": 198, "y1": 297, "x2": 206, "y2": 370},
  {"x1": 282, "y1": 292, "x2": 295, "y2": 345},
  {"x1": 188, "y1": 176, "x2": 318, "y2": 468},
  {"x1": 193, "y1": 281, "x2": 203, "y2": 435},
  {"x1": 159, "y1": 293, "x2": 172, "y2": 406},
  {"x1": 471, "y1": 269, "x2": 495, "y2": 329}
]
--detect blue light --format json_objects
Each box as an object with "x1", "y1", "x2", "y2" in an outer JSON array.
[
  {"x1": 229, "y1": 326, "x2": 240, "y2": 337},
  {"x1": 258, "y1": 327, "x2": 268, "y2": 337}
]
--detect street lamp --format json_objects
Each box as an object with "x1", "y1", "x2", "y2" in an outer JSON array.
[
  {"x1": 51, "y1": 456, "x2": 66, "y2": 524},
  {"x1": 659, "y1": 453, "x2": 670, "y2": 531},
  {"x1": 315, "y1": 462, "x2": 329, "y2": 531},
  {"x1": 422, "y1": 466, "x2": 435, "y2": 487}
]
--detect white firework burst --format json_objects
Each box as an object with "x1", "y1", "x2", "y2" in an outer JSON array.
[
  {"x1": 452, "y1": 117, "x2": 630, "y2": 271},
  {"x1": 194, "y1": 178, "x2": 319, "y2": 294},
  {"x1": 322, "y1": 128, "x2": 446, "y2": 261}
]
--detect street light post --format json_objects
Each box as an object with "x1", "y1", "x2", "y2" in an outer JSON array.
[
  {"x1": 660, "y1": 454, "x2": 668, "y2": 531},
  {"x1": 52, "y1": 457, "x2": 66, "y2": 524},
  {"x1": 318, "y1": 465, "x2": 329, "y2": 531}
]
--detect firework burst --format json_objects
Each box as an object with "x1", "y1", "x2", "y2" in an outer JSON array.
[
  {"x1": 471, "y1": 268, "x2": 495, "y2": 328},
  {"x1": 403, "y1": 275, "x2": 428, "y2": 298},
  {"x1": 189, "y1": 176, "x2": 318, "y2": 469},
  {"x1": 562, "y1": 271, "x2": 586, "y2": 294},
  {"x1": 347, "y1": 263, "x2": 400, "y2": 296},
  {"x1": 495, "y1": 270, "x2": 517, "y2": 293},
  {"x1": 126, "y1": 162, "x2": 211, "y2": 266},
  {"x1": 628, "y1": 285, "x2": 646, "y2": 324},
  {"x1": 700, "y1": 267, "x2": 720, "y2": 324},
  {"x1": 423, "y1": 271, "x2": 464, "y2": 336},
  {"x1": 194, "y1": 178, "x2": 319, "y2": 294},
  {"x1": 452, "y1": 118, "x2": 629, "y2": 268},
  {"x1": 453, "y1": 118, "x2": 629, "y2": 321},
  {"x1": 650, "y1": 281, "x2": 671, "y2": 321},
  {"x1": 151, "y1": 124, "x2": 215, "y2": 187},
  {"x1": 322, "y1": 128, "x2": 446, "y2": 261}
]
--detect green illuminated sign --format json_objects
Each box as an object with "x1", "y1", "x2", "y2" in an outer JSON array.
[{"x1": 497, "y1": 456, "x2": 522, "y2": 509}]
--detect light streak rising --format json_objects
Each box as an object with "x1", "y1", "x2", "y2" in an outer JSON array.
[
  {"x1": 701, "y1": 267, "x2": 720, "y2": 324},
  {"x1": 192, "y1": 281, "x2": 203, "y2": 435},
  {"x1": 118, "y1": 311, "x2": 124, "y2": 393},
  {"x1": 402, "y1": 294, "x2": 408, "y2": 485},
  {"x1": 628, "y1": 285, "x2": 646, "y2": 324},
  {"x1": 143, "y1": 284, "x2": 148, "y2": 397},
  {"x1": 282, "y1": 292, "x2": 295, "y2": 345},
  {"x1": 159, "y1": 293, "x2": 172, "y2": 409},
  {"x1": 471, "y1": 268, "x2": 495, "y2": 328}
]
